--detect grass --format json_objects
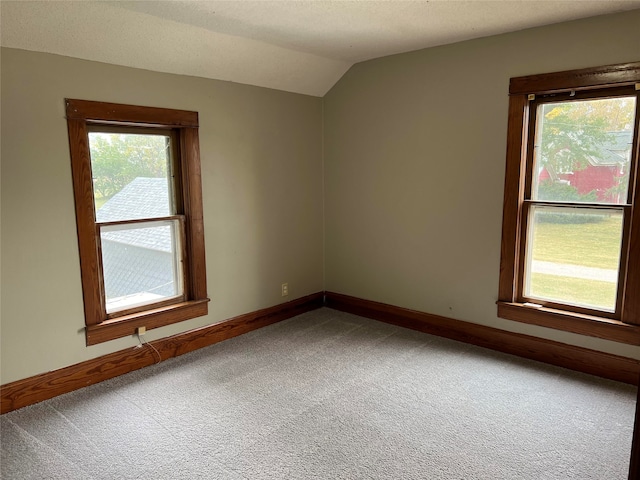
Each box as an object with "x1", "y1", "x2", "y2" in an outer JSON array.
[
  {"x1": 529, "y1": 273, "x2": 616, "y2": 311},
  {"x1": 529, "y1": 215, "x2": 621, "y2": 308},
  {"x1": 531, "y1": 215, "x2": 622, "y2": 269}
]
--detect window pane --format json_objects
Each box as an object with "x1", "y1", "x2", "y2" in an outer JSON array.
[
  {"x1": 524, "y1": 206, "x2": 623, "y2": 312},
  {"x1": 89, "y1": 132, "x2": 174, "y2": 221},
  {"x1": 100, "y1": 220, "x2": 183, "y2": 313},
  {"x1": 532, "y1": 97, "x2": 636, "y2": 205}
]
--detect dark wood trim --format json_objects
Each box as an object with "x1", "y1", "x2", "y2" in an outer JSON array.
[
  {"x1": 500, "y1": 65, "x2": 640, "y2": 338},
  {"x1": 510, "y1": 62, "x2": 640, "y2": 95},
  {"x1": 617, "y1": 204, "x2": 633, "y2": 318},
  {"x1": 105, "y1": 295, "x2": 188, "y2": 321},
  {"x1": 498, "y1": 94, "x2": 528, "y2": 301},
  {"x1": 66, "y1": 99, "x2": 198, "y2": 127},
  {"x1": 623, "y1": 90, "x2": 640, "y2": 326},
  {"x1": 1, "y1": 293, "x2": 324, "y2": 414},
  {"x1": 2, "y1": 290, "x2": 636, "y2": 414},
  {"x1": 67, "y1": 118, "x2": 105, "y2": 326},
  {"x1": 325, "y1": 292, "x2": 640, "y2": 385},
  {"x1": 498, "y1": 302, "x2": 640, "y2": 346},
  {"x1": 181, "y1": 127, "x2": 208, "y2": 301},
  {"x1": 65, "y1": 100, "x2": 209, "y2": 345},
  {"x1": 87, "y1": 300, "x2": 210, "y2": 345},
  {"x1": 630, "y1": 376, "x2": 640, "y2": 480}
]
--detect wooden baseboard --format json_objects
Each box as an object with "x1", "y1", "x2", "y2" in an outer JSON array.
[
  {"x1": 325, "y1": 292, "x2": 640, "y2": 386},
  {"x1": 3, "y1": 290, "x2": 637, "y2": 414},
  {"x1": 1, "y1": 292, "x2": 324, "y2": 414}
]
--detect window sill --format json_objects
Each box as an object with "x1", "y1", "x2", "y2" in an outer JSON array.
[
  {"x1": 86, "y1": 299, "x2": 210, "y2": 345},
  {"x1": 497, "y1": 301, "x2": 640, "y2": 346}
]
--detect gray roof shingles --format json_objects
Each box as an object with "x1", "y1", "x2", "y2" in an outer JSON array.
[
  {"x1": 97, "y1": 177, "x2": 173, "y2": 253},
  {"x1": 588, "y1": 131, "x2": 633, "y2": 166},
  {"x1": 96, "y1": 177, "x2": 179, "y2": 301}
]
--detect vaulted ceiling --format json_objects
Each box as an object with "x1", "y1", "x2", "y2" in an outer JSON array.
[{"x1": 2, "y1": 1, "x2": 639, "y2": 96}]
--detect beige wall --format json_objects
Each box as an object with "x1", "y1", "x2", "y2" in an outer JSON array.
[
  {"x1": 323, "y1": 10, "x2": 640, "y2": 359},
  {"x1": 1, "y1": 48, "x2": 324, "y2": 384}
]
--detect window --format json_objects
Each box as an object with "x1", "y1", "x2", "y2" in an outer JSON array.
[
  {"x1": 497, "y1": 63, "x2": 640, "y2": 345},
  {"x1": 66, "y1": 100, "x2": 209, "y2": 345}
]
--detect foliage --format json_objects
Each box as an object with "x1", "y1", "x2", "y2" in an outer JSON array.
[
  {"x1": 90, "y1": 133, "x2": 169, "y2": 199},
  {"x1": 604, "y1": 169, "x2": 631, "y2": 202},
  {"x1": 536, "y1": 211, "x2": 606, "y2": 224},
  {"x1": 536, "y1": 180, "x2": 597, "y2": 202},
  {"x1": 539, "y1": 102, "x2": 612, "y2": 174},
  {"x1": 537, "y1": 97, "x2": 634, "y2": 175},
  {"x1": 536, "y1": 97, "x2": 634, "y2": 222}
]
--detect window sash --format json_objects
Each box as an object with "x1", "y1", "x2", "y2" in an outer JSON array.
[
  {"x1": 517, "y1": 201, "x2": 630, "y2": 318},
  {"x1": 517, "y1": 86, "x2": 638, "y2": 319},
  {"x1": 88, "y1": 127, "x2": 180, "y2": 222},
  {"x1": 98, "y1": 216, "x2": 187, "y2": 317},
  {"x1": 524, "y1": 91, "x2": 637, "y2": 208}
]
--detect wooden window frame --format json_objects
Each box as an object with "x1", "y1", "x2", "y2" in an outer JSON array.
[
  {"x1": 497, "y1": 62, "x2": 640, "y2": 346},
  {"x1": 66, "y1": 99, "x2": 209, "y2": 345}
]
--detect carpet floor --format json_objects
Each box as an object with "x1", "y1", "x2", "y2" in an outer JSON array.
[{"x1": 1, "y1": 307, "x2": 637, "y2": 479}]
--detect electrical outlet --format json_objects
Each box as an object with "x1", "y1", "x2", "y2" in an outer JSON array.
[
  {"x1": 281, "y1": 283, "x2": 289, "y2": 297},
  {"x1": 137, "y1": 326, "x2": 146, "y2": 335}
]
